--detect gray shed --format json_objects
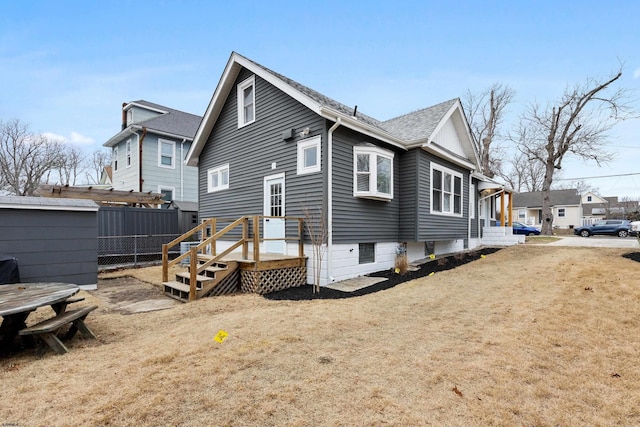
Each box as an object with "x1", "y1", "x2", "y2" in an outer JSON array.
[
  {"x1": 0, "y1": 196, "x2": 99, "y2": 288},
  {"x1": 167, "y1": 200, "x2": 198, "y2": 234}
]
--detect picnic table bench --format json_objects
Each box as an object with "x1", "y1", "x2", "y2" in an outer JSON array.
[
  {"x1": 19, "y1": 305, "x2": 98, "y2": 354},
  {"x1": 0, "y1": 283, "x2": 98, "y2": 355}
]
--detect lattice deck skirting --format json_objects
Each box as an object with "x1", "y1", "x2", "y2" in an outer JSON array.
[
  {"x1": 205, "y1": 270, "x2": 240, "y2": 297},
  {"x1": 240, "y1": 266, "x2": 307, "y2": 294}
]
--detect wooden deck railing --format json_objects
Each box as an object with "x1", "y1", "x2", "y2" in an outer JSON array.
[{"x1": 162, "y1": 215, "x2": 304, "y2": 300}]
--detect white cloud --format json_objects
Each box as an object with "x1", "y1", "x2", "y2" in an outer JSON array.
[
  {"x1": 42, "y1": 131, "x2": 67, "y2": 142},
  {"x1": 634, "y1": 68, "x2": 640, "y2": 79},
  {"x1": 69, "y1": 131, "x2": 94, "y2": 145},
  {"x1": 42, "y1": 131, "x2": 94, "y2": 145}
]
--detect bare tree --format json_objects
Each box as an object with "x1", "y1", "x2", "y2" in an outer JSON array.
[
  {"x1": 499, "y1": 151, "x2": 545, "y2": 192},
  {"x1": 463, "y1": 83, "x2": 515, "y2": 178},
  {"x1": 516, "y1": 67, "x2": 635, "y2": 235},
  {"x1": 301, "y1": 206, "x2": 327, "y2": 293},
  {"x1": 56, "y1": 146, "x2": 85, "y2": 186},
  {"x1": 85, "y1": 148, "x2": 112, "y2": 185},
  {"x1": 0, "y1": 119, "x2": 65, "y2": 196}
]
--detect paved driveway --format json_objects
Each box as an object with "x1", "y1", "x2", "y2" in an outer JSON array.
[{"x1": 546, "y1": 235, "x2": 640, "y2": 248}]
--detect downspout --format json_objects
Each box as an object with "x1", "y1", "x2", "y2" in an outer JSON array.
[
  {"x1": 180, "y1": 139, "x2": 186, "y2": 201},
  {"x1": 327, "y1": 117, "x2": 342, "y2": 284},
  {"x1": 127, "y1": 127, "x2": 140, "y2": 191},
  {"x1": 138, "y1": 128, "x2": 147, "y2": 192}
]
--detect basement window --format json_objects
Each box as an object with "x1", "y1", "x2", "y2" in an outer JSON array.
[{"x1": 359, "y1": 243, "x2": 375, "y2": 264}]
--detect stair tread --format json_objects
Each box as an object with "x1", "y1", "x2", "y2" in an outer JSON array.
[
  {"x1": 175, "y1": 272, "x2": 214, "y2": 282},
  {"x1": 163, "y1": 281, "x2": 192, "y2": 292}
]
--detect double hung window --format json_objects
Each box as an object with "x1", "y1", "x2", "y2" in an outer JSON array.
[
  {"x1": 237, "y1": 76, "x2": 255, "y2": 127},
  {"x1": 431, "y1": 164, "x2": 463, "y2": 216}
]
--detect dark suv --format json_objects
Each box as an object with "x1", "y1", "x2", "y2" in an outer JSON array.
[{"x1": 573, "y1": 220, "x2": 631, "y2": 238}]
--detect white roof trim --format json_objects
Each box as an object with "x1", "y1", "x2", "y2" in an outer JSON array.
[{"x1": 123, "y1": 102, "x2": 167, "y2": 114}]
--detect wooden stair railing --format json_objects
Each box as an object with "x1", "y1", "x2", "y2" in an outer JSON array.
[{"x1": 162, "y1": 215, "x2": 305, "y2": 301}]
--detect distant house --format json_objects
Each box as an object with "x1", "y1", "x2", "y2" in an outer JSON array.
[
  {"x1": 512, "y1": 189, "x2": 581, "y2": 229},
  {"x1": 103, "y1": 100, "x2": 202, "y2": 205},
  {"x1": 184, "y1": 52, "x2": 515, "y2": 286},
  {"x1": 582, "y1": 192, "x2": 639, "y2": 223}
]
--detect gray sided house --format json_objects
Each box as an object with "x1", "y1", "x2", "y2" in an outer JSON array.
[
  {"x1": 0, "y1": 197, "x2": 99, "y2": 287},
  {"x1": 186, "y1": 52, "x2": 507, "y2": 286},
  {"x1": 103, "y1": 100, "x2": 201, "y2": 204}
]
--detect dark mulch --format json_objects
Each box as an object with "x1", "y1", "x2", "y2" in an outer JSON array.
[
  {"x1": 622, "y1": 252, "x2": 640, "y2": 263},
  {"x1": 263, "y1": 247, "x2": 502, "y2": 301}
]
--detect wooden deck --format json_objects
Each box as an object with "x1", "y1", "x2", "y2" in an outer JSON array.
[{"x1": 161, "y1": 216, "x2": 308, "y2": 301}]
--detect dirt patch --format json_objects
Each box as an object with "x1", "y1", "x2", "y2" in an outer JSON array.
[{"x1": 91, "y1": 276, "x2": 180, "y2": 314}]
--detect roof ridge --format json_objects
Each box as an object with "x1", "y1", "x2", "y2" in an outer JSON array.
[{"x1": 382, "y1": 98, "x2": 458, "y2": 123}]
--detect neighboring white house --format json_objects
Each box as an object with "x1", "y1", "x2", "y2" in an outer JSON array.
[
  {"x1": 103, "y1": 100, "x2": 201, "y2": 204},
  {"x1": 512, "y1": 189, "x2": 582, "y2": 229}
]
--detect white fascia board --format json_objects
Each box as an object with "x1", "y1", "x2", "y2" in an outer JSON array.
[
  {"x1": 319, "y1": 107, "x2": 407, "y2": 150},
  {"x1": 103, "y1": 128, "x2": 130, "y2": 147},
  {"x1": 422, "y1": 143, "x2": 476, "y2": 171},
  {"x1": 123, "y1": 102, "x2": 167, "y2": 114},
  {"x1": 186, "y1": 55, "x2": 243, "y2": 167}
]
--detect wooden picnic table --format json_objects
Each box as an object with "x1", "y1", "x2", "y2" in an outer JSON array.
[{"x1": 0, "y1": 282, "x2": 80, "y2": 351}]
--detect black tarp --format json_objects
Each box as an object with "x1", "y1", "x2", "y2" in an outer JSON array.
[{"x1": 0, "y1": 255, "x2": 20, "y2": 284}]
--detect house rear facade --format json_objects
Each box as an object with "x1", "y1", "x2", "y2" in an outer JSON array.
[
  {"x1": 103, "y1": 100, "x2": 201, "y2": 204},
  {"x1": 186, "y1": 52, "x2": 509, "y2": 286}
]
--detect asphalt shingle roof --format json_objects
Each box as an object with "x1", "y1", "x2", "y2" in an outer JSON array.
[
  {"x1": 130, "y1": 100, "x2": 202, "y2": 138},
  {"x1": 512, "y1": 189, "x2": 580, "y2": 208}
]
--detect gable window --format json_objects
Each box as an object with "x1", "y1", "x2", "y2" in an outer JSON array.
[
  {"x1": 359, "y1": 243, "x2": 375, "y2": 264},
  {"x1": 126, "y1": 139, "x2": 132, "y2": 168},
  {"x1": 353, "y1": 145, "x2": 394, "y2": 200},
  {"x1": 208, "y1": 164, "x2": 229, "y2": 193},
  {"x1": 587, "y1": 195, "x2": 592, "y2": 202},
  {"x1": 237, "y1": 76, "x2": 255, "y2": 128},
  {"x1": 431, "y1": 164, "x2": 462, "y2": 216},
  {"x1": 113, "y1": 147, "x2": 119, "y2": 171},
  {"x1": 297, "y1": 136, "x2": 321, "y2": 175},
  {"x1": 558, "y1": 208, "x2": 566, "y2": 217},
  {"x1": 159, "y1": 139, "x2": 175, "y2": 168}
]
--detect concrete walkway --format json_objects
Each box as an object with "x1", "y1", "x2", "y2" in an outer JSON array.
[{"x1": 544, "y1": 235, "x2": 640, "y2": 248}]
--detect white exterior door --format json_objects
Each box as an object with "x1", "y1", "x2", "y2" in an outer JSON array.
[{"x1": 263, "y1": 173, "x2": 285, "y2": 254}]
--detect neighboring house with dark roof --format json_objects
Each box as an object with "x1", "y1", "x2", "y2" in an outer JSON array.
[
  {"x1": 512, "y1": 189, "x2": 582, "y2": 229},
  {"x1": 581, "y1": 192, "x2": 639, "y2": 223},
  {"x1": 185, "y1": 52, "x2": 514, "y2": 286},
  {"x1": 103, "y1": 100, "x2": 202, "y2": 204}
]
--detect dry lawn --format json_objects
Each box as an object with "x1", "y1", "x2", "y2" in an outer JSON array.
[{"x1": 2, "y1": 245, "x2": 640, "y2": 426}]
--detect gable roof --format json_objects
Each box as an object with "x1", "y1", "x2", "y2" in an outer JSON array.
[
  {"x1": 186, "y1": 52, "x2": 480, "y2": 170},
  {"x1": 104, "y1": 101, "x2": 202, "y2": 147},
  {"x1": 512, "y1": 189, "x2": 581, "y2": 208}
]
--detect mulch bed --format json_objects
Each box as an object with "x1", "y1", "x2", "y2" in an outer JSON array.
[
  {"x1": 622, "y1": 252, "x2": 640, "y2": 263},
  {"x1": 264, "y1": 247, "x2": 502, "y2": 301}
]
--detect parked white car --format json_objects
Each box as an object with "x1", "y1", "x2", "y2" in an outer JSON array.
[{"x1": 630, "y1": 221, "x2": 640, "y2": 237}]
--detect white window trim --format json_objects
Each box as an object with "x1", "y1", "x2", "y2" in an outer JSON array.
[
  {"x1": 297, "y1": 135, "x2": 321, "y2": 175},
  {"x1": 126, "y1": 139, "x2": 132, "y2": 168},
  {"x1": 430, "y1": 163, "x2": 463, "y2": 217},
  {"x1": 353, "y1": 145, "x2": 394, "y2": 201},
  {"x1": 207, "y1": 164, "x2": 230, "y2": 193},
  {"x1": 113, "y1": 146, "x2": 119, "y2": 171},
  {"x1": 158, "y1": 139, "x2": 176, "y2": 169},
  {"x1": 158, "y1": 185, "x2": 175, "y2": 207},
  {"x1": 237, "y1": 75, "x2": 256, "y2": 128}
]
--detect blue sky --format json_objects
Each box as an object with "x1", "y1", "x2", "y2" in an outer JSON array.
[{"x1": 1, "y1": 1, "x2": 639, "y2": 197}]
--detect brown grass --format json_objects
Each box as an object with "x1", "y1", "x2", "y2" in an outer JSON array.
[{"x1": 2, "y1": 245, "x2": 640, "y2": 426}]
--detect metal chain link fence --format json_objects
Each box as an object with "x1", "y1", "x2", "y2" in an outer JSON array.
[{"x1": 98, "y1": 234, "x2": 183, "y2": 270}]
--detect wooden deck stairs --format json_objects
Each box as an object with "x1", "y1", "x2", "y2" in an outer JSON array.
[
  {"x1": 163, "y1": 258, "x2": 239, "y2": 302},
  {"x1": 162, "y1": 216, "x2": 306, "y2": 302}
]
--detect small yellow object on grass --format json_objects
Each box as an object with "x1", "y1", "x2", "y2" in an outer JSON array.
[
  {"x1": 428, "y1": 272, "x2": 435, "y2": 276},
  {"x1": 214, "y1": 330, "x2": 229, "y2": 344},
  {"x1": 429, "y1": 253, "x2": 436, "y2": 260},
  {"x1": 480, "y1": 254, "x2": 486, "y2": 259}
]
